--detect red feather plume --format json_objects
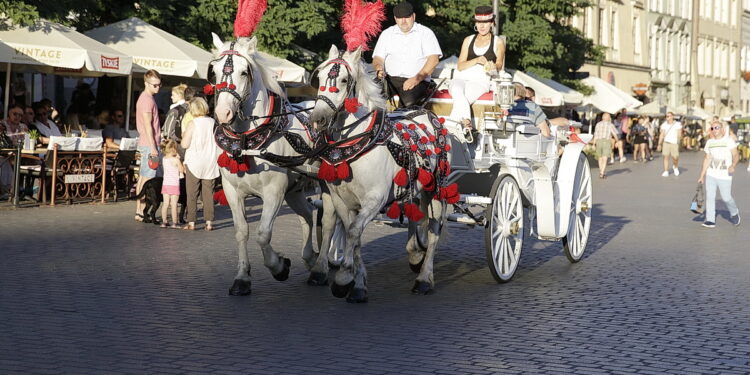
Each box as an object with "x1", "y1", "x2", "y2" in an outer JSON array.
[
  {"x1": 234, "y1": 0, "x2": 267, "y2": 38},
  {"x1": 341, "y1": 0, "x2": 386, "y2": 52}
]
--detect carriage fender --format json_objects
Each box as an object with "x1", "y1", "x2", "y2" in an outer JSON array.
[{"x1": 553, "y1": 141, "x2": 588, "y2": 237}]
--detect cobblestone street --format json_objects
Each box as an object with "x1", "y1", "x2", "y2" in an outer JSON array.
[{"x1": 2, "y1": 151, "x2": 750, "y2": 374}]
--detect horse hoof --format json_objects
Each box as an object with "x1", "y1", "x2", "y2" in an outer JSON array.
[
  {"x1": 306, "y1": 272, "x2": 329, "y2": 286},
  {"x1": 272, "y1": 258, "x2": 292, "y2": 281},
  {"x1": 328, "y1": 261, "x2": 341, "y2": 270},
  {"x1": 409, "y1": 259, "x2": 424, "y2": 274},
  {"x1": 228, "y1": 279, "x2": 252, "y2": 296},
  {"x1": 346, "y1": 288, "x2": 368, "y2": 303},
  {"x1": 411, "y1": 280, "x2": 434, "y2": 295},
  {"x1": 331, "y1": 281, "x2": 354, "y2": 298}
]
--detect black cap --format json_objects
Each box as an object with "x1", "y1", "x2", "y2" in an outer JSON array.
[
  {"x1": 393, "y1": 1, "x2": 414, "y2": 18},
  {"x1": 473, "y1": 5, "x2": 495, "y2": 22}
]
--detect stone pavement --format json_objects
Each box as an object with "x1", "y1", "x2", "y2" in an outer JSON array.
[{"x1": 1, "y1": 151, "x2": 749, "y2": 374}]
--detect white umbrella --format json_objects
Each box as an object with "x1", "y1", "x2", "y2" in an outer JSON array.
[
  {"x1": 579, "y1": 76, "x2": 642, "y2": 114},
  {"x1": 630, "y1": 101, "x2": 675, "y2": 117},
  {"x1": 673, "y1": 105, "x2": 713, "y2": 120},
  {"x1": 0, "y1": 19, "x2": 132, "y2": 116},
  {"x1": 512, "y1": 70, "x2": 583, "y2": 107},
  {"x1": 256, "y1": 51, "x2": 308, "y2": 85}
]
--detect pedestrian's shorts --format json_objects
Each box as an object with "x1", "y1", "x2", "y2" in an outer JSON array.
[
  {"x1": 662, "y1": 142, "x2": 679, "y2": 158},
  {"x1": 595, "y1": 138, "x2": 612, "y2": 158},
  {"x1": 138, "y1": 145, "x2": 161, "y2": 178}
]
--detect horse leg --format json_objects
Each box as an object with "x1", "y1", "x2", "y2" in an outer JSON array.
[
  {"x1": 224, "y1": 182, "x2": 252, "y2": 296},
  {"x1": 405, "y1": 220, "x2": 426, "y2": 273},
  {"x1": 412, "y1": 198, "x2": 445, "y2": 295},
  {"x1": 331, "y1": 198, "x2": 381, "y2": 300},
  {"x1": 283, "y1": 189, "x2": 316, "y2": 270},
  {"x1": 257, "y1": 187, "x2": 291, "y2": 281},
  {"x1": 307, "y1": 190, "x2": 337, "y2": 286}
]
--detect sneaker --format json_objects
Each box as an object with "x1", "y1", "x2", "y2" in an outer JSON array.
[
  {"x1": 620, "y1": 156, "x2": 627, "y2": 163},
  {"x1": 702, "y1": 221, "x2": 716, "y2": 228},
  {"x1": 609, "y1": 159, "x2": 614, "y2": 165},
  {"x1": 731, "y1": 214, "x2": 741, "y2": 226},
  {"x1": 673, "y1": 167, "x2": 680, "y2": 176},
  {"x1": 661, "y1": 171, "x2": 669, "y2": 177}
]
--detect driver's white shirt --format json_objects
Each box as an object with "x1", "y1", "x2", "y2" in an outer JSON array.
[{"x1": 373, "y1": 22, "x2": 442, "y2": 80}]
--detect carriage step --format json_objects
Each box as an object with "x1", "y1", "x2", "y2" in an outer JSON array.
[
  {"x1": 447, "y1": 213, "x2": 479, "y2": 225},
  {"x1": 460, "y1": 194, "x2": 492, "y2": 205}
]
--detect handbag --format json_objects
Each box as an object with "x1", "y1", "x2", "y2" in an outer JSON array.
[
  {"x1": 0, "y1": 131, "x2": 14, "y2": 149},
  {"x1": 690, "y1": 182, "x2": 704, "y2": 214}
]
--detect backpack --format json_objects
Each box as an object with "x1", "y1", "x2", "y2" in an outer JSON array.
[{"x1": 162, "y1": 104, "x2": 188, "y2": 141}]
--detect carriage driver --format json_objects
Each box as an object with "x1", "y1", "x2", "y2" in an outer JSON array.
[
  {"x1": 372, "y1": 1, "x2": 442, "y2": 108},
  {"x1": 508, "y1": 82, "x2": 551, "y2": 137}
]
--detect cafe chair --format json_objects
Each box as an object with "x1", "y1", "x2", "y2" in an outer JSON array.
[{"x1": 107, "y1": 149, "x2": 137, "y2": 201}]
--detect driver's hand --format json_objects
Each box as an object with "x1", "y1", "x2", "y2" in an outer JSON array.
[{"x1": 403, "y1": 77, "x2": 420, "y2": 91}]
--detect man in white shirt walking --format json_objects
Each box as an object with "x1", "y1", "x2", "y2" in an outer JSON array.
[
  {"x1": 657, "y1": 112, "x2": 683, "y2": 177},
  {"x1": 372, "y1": 1, "x2": 442, "y2": 107}
]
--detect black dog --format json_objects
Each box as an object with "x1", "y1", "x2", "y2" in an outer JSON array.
[{"x1": 134, "y1": 177, "x2": 187, "y2": 225}]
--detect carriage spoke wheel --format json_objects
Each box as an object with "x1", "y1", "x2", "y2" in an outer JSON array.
[
  {"x1": 563, "y1": 154, "x2": 592, "y2": 263},
  {"x1": 485, "y1": 175, "x2": 524, "y2": 283}
]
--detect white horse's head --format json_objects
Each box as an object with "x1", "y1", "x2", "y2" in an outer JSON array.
[
  {"x1": 209, "y1": 33, "x2": 285, "y2": 131},
  {"x1": 309, "y1": 44, "x2": 385, "y2": 129}
]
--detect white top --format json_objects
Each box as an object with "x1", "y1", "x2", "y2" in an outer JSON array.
[
  {"x1": 373, "y1": 23, "x2": 442, "y2": 80},
  {"x1": 184, "y1": 116, "x2": 221, "y2": 180},
  {"x1": 660, "y1": 120, "x2": 682, "y2": 144},
  {"x1": 704, "y1": 137, "x2": 737, "y2": 180},
  {"x1": 34, "y1": 119, "x2": 62, "y2": 137}
]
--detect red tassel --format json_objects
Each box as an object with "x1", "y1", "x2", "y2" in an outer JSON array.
[
  {"x1": 440, "y1": 128, "x2": 448, "y2": 136},
  {"x1": 404, "y1": 202, "x2": 424, "y2": 222},
  {"x1": 418, "y1": 168, "x2": 434, "y2": 191},
  {"x1": 441, "y1": 183, "x2": 460, "y2": 204},
  {"x1": 394, "y1": 168, "x2": 409, "y2": 186},
  {"x1": 335, "y1": 161, "x2": 351, "y2": 180},
  {"x1": 434, "y1": 147, "x2": 442, "y2": 154},
  {"x1": 420, "y1": 136, "x2": 428, "y2": 144},
  {"x1": 439, "y1": 160, "x2": 451, "y2": 175},
  {"x1": 227, "y1": 159, "x2": 239, "y2": 174},
  {"x1": 386, "y1": 201, "x2": 401, "y2": 219},
  {"x1": 213, "y1": 189, "x2": 229, "y2": 206},
  {"x1": 228, "y1": 83, "x2": 236, "y2": 90},
  {"x1": 410, "y1": 144, "x2": 418, "y2": 152},
  {"x1": 329, "y1": 87, "x2": 339, "y2": 93},
  {"x1": 203, "y1": 84, "x2": 215, "y2": 96},
  {"x1": 419, "y1": 123, "x2": 426, "y2": 130},
  {"x1": 396, "y1": 123, "x2": 403, "y2": 130},
  {"x1": 344, "y1": 97, "x2": 360, "y2": 113},
  {"x1": 318, "y1": 161, "x2": 337, "y2": 182},
  {"x1": 444, "y1": 144, "x2": 452, "y2": 152},
  {"x1": 429, "y1": 135, "x2": 436, "y2": 142},
  {"x1": 424, "y1": 149, "x2": 432, "y2": 156},
  {"x1": 217, "y1": 152, "x2": 231, "y2": 168},
  {"x1": 216, "y1": 82, "x2": 228, "y2": 89},
  {"x1": 403, "y1": 133, "x2": 411, "y2": 140},
  {"x1": 438, "y1": 117, "x2": 446, "y2": 124},
  {"x1": 319, "y1": 86, "x2": 326, "y2": 91},
  {"x1": 408, "y1": 123, "x2": 416, "y2": 130}
]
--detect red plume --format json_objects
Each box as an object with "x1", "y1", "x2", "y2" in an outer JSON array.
[
  {"x1": 234, "y1": 0, "x2": 267, "y2": 37},
  {"x1": 341, "y1": 0, "x2": 386, "y2": 52}
]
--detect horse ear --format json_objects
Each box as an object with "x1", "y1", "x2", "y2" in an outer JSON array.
[
  {"x1": 328, "y1": 44, "x2": 339, "y2": 59},
  {"x1": 350, "y1": 47, "x2": 363, "y2": 62},
  {"x1": 212, "y1": 32, "x2": 224, "y2": 51},
  {"x1": 246, "y1": 36, "x2": 258, "y2": 53}
]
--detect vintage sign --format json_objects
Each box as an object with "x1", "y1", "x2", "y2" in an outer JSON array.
[
  {"x1": 133, "y1": 57, "x2": 177, "y2": 70},
  {"x1": 64, "y1": 174, "x2": 95, "y2": 184}
]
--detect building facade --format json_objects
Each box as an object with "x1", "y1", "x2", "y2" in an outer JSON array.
[
  {"x1": 741, "y1": 0, "x2": 750, "y2": 114},
  {"x1": 572, "y1": 0, "x2": 651, "y2": 105},
  {"x1": 695, "y1": 0, "x2": 742, "y2": 116},
  {"x1": 647, "y1": 0, "x2": 694, "y2": 109}
]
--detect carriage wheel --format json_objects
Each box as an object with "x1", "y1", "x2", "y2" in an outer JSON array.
[
  {"x1": 485, "y1": 175, "x2": 524, "y2": 283},
  {"x1": 562, "y1": 154, "x2": 592, "y2": 263}
]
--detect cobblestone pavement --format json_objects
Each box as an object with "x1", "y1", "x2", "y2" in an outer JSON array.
[{"x1": 1, "y1": 151, "x2": 750, "y2": 374}]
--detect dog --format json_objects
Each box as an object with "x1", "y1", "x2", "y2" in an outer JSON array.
[{"x1": 134, "y1": 177, "x2": 187, "y2": 225}]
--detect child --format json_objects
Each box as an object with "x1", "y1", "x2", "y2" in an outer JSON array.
[{"x1": 160, "y1": 140, "x2": 185, "y2": 228}]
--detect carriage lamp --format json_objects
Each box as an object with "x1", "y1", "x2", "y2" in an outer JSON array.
[{"x1": 493, "y1": 71, "x2": 515, "y2": 110}]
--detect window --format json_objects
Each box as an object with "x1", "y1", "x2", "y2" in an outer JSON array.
[
  {"x1": 586, "y1": 8, "x2": 594, "y2": 38},
  {"x1": 721, "y1": 43, "x2": 728, "y2": 79},
  {"x1": 612, "y1": 10, "x2": 619, "y2": 57},
  {"x1": 730, "y1": 44, "x2": 737, "y2": 79},
  {"x1": 731, "y1": 0, "x2": 737, "y2": 27},
  {"x1": 633, "y1": 16, "x2": 642, "y2": 65},
  {"x1": 600, "y1": 8, "x2": 608, "y2": 47},
  {"x1": 705, "y1": 0, "x2": 713, "y2": 20},
  {"x1": 706, "y1": 39, "x2": 713, "y2": 76},
  {"x1": 720, "y1": 0, "x2": 728, "y2": 23}
]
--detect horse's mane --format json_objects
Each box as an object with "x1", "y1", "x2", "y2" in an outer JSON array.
[{"x1": 352, "y1": 57, "x2": 385, "y2": 110}]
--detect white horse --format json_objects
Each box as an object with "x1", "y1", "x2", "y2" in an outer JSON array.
[
  {"x1": 309, "y1": 45, "x2": 457, "y2": 302},
  {"x1": 210, "y1": 34, "x2": 335, "y2": 295}
]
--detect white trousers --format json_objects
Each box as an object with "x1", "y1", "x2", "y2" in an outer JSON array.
[{"x1": 448, "y1": 78, "x2": 490, "y2": 124}]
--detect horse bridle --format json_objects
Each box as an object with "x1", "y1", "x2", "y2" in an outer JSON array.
[{"x1": 314, "y1": 52, "x2": 357, "y2": 116}]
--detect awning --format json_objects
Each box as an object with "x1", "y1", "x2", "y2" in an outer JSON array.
[
  {"x1": 86, "y1": 17, "x2": 210, "y2": 79},
  {"x1": 0, "y1": 19, "x2": 132, "y2": 75},
  {"x1": 579, "y1": 76, "x2": 643, "y2": 114},
  {"x1": 630, "y1": 101, "x2": 675, "y2": 117},
  {"x1": 673, "y1": 105, "x2": 713, "y2": 120}
]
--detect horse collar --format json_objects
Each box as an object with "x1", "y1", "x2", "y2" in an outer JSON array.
[{"x1": 214, "y1": 91, "x2": 284, "y2": 157}]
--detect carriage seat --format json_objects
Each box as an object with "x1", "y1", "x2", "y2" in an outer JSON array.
[{"x1": 427, "y1": 89, "x2": 495, "y2": 106}]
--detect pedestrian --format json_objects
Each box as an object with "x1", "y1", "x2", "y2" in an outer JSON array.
[
  {"x1": 134, "y1": 69, "x2": 163, "y2": 223},
  {"x1": 162, "y1": 84, "x2": 189, "y2": 158},
  {"x1": 592, "y1": 112, "x2": 618, "y2": 178},
  {"x1": 372, "y1": 1, "x2": 442, "y2": 107},
  {"x1": 698, "y1": 120, "x2": 741, "y2": 228},
  {"x1": 643, "y1": 116, "x2": 655, "y2": 161},
  {"x1": 613, "y1": 109, "x2": 628, "y2": 163},
  {"x1": 657, "y1": 111, "x2": 683, "y2": 177},
  {"x1": 631, "y1": 117, "x2": 649, "y2": 162},
  {"x1": 181, "y1": 97, "x2": 221, "y2": 231},
  {"x1": 160, "y1": 139, "x2": 185, "y2": 229}
]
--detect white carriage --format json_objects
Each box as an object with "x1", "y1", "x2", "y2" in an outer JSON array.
[{"x1": 436, "y1": 73, "x2": 593, "y2": 282}]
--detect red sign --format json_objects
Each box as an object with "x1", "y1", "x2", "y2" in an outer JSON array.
[{"x1": 101, "y1": 56, "x2": 120, "y2": 70}]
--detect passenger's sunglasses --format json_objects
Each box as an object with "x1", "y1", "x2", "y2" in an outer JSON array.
[
  {"x1": 115, "y1": 114, "x2": 124, "y2": 118},
  {"x1": 711, "y1": 126, "x2": 721, "y2": 130}
]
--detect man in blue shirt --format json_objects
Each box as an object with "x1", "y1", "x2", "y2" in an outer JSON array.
[{"x1": 507, "y1": 82, "x2": 551, "y2": 137}]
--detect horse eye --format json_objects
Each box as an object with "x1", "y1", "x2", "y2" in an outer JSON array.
[
  {"x1": 342, "y1": 78, "x2": 348, "y2": 83},
  {"x1": 241, "y1": 71, "x2": 248, "y2": 76}
]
